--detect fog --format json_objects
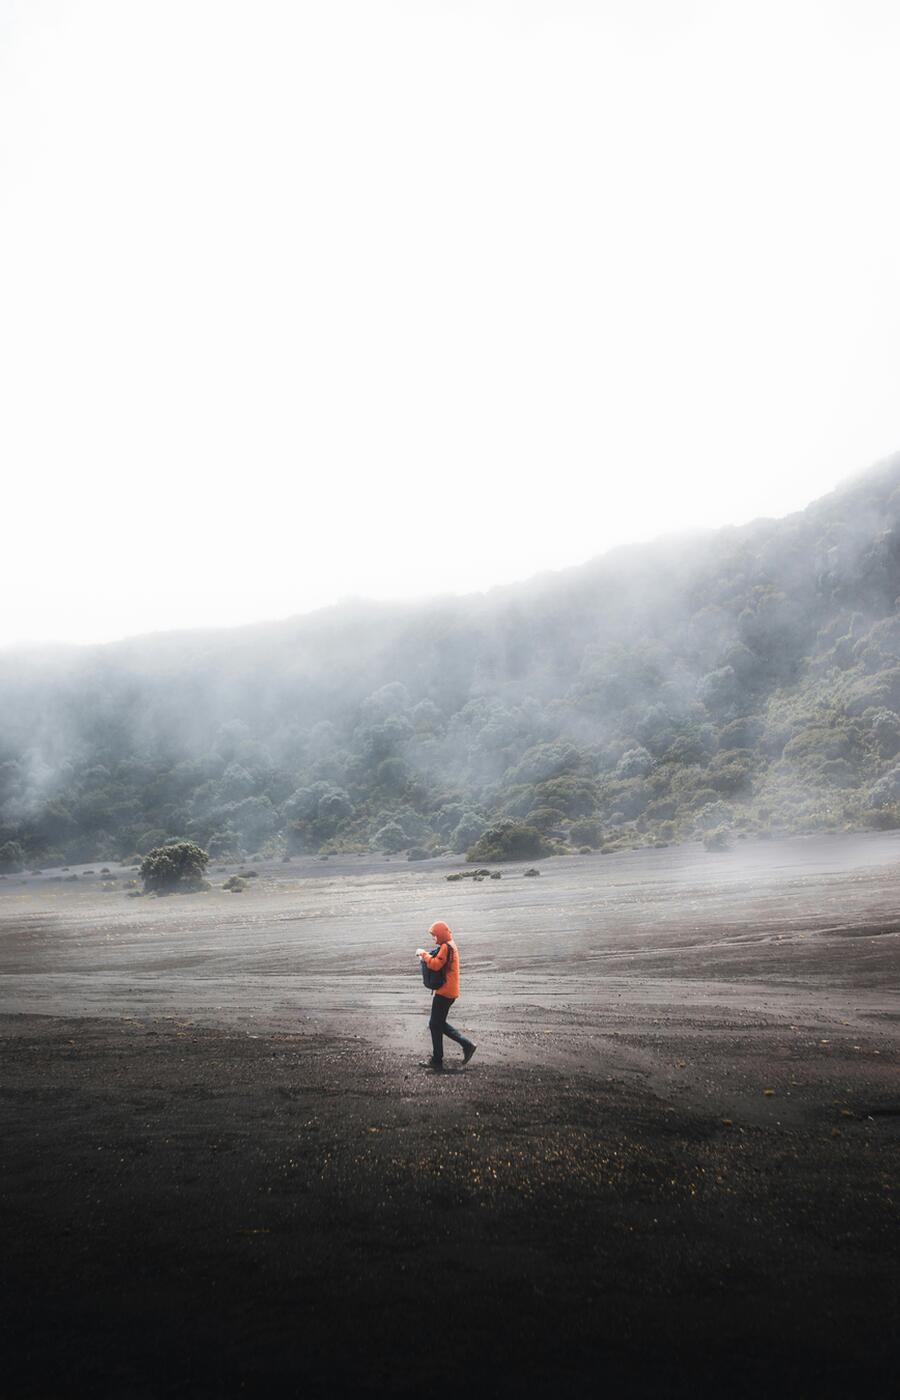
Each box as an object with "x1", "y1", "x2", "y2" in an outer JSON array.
[
  {"x1": 2, "y1": 457, "x2": 900, "y2": 873},
  {"x1": 2, "y1": 2, "x2": 900, "y2": 645}
]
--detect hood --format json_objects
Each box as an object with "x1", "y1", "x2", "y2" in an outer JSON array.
[{"x1": 429, "y1": 920, "x2": 452, "y2": 943}]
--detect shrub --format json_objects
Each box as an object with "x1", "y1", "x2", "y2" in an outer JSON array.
[
  {"x1": 616, "y1": 746, "x2": 653, "y2": 778},
  {"x1": 526, "y1": 806, "x2": 567, "y2": 832},
  {"x1": 699, "y1": 665, "x2": 738, "y2": 712},
  {"x1": 532, "y1": 775, "x2": 598, "y2": 817},
  {"x1": 317, "y1": 790, "x2": 354, "y2": 824},
  {"x1": 818, "y1": 758, "x2": 856, "y2": 787},
  {"x1": 207, "y1": 830, "x2": 241, "y2": 859},
  {"x1": 140, "y1": 842, "x2": 210, "y2": 894},
  {"x1": 868, "y1": 707, "x2": 900, "y2": 759},
  {"x1": 603, "y1": 778, "x2": 652, "y2": 820},
  {"x1": 375, "y1": 757, "x2": 409, "y2": 793},
  {"x1": 695, "y1": 800, "x2": 733, "y2": 831},
  {"x1": 373, "y1": 821, "x2": 409, "y2": 854},
  {"x1": 661, "y1": 733, "x2": 709, "y2": 766},
  {"x1": 466, "y1": 821, "x2": 551, "y2": 863},
  {"x1": 709, "y1": 760, "x2": 753, "y2": 796},
  {"x1": 505, "y1": 742, "x2": 580, "y2": 786},
  {"x1": 0, "y1": 841, "x2": 26, "y2": 874},
  {"x1": 569, "y1": 818, "x2": 602, "y2": 848},
  {"x1": 688, "y1": 787, "x2": 720, "y2": 810},
  {"x1": 433, "y1": 803, "x2": 469, "y2": 838},
  {"x1": 703, "y1": 827, "x2": 730, "y2": 851},
  {"x1": 230, "y1": 796, "x2": 278, "y2": 849},
  {"x1": 868, "y1": 767, "x2": 900, "y2": 809},
  {"x1": 719, "y1": 716, "x2": 763, "y2": 750},
  {"x1": 450, "y1": 812, "x2": 486, "y2": 854}
]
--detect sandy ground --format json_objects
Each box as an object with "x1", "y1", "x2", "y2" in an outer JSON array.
[{"x1": 1, "y1": 835, "x2": 898, "y2": 1397}]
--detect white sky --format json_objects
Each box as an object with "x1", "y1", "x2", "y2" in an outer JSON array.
[{"x1": 1, "y1": 0, "x2": 899, "y2": 647}]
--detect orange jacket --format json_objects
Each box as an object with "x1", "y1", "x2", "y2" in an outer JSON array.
[{"x1": 422, "y1": 927, "x2": 460, "y2": 1000}]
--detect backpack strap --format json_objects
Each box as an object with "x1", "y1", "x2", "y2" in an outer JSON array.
[{"x1": 431, "y1": 942, "x2": 452, "y2": 974}]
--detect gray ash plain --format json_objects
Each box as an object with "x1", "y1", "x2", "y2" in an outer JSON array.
[{"x1": 1, "y1": 834, "x2": 898, "y2": 1397}]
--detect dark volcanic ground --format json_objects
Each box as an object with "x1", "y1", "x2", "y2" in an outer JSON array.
[{"x1": 1, "y1": 835, "x2": 899, "y2": 1397}]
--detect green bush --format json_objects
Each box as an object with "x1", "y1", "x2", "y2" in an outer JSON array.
[
  {"x1": 450, "y1": 813, "x2": 486, "y2": 854},
  {"x1": 372, "y1": 821, "x2": 409, "y2": 853},
  {"x1": 532, "y1": 775, "x2": 598, "y2": 817},
  {"x1": 526, "y1": 806, "x2": 567, "y2": 832},
  {"x1": 569, "y1": 818, "x2": 602, "y2": 848},
  {"x1": 505, "y1": 742, "x2": 581, "y2": 786},
  {"x1": 5, "y1": 459, "x2": 900, "y2": 865},
  {"x1": 615, "y1": 746, "x2": 652, "y2": 778},
  {"x1": 708, "y1": 760, "x2": 753, "y2": 796},
  {"x1": 375, "y1": 757, "x2": 409, "y2": 793},
  {"x1": 466, "y1": 821, "x2": 551, "y2": 863},
  {"x1": 602, "y1": 778, "x2": 651, "y2": 820},
  {"x1": 0, "y1": 840, "x2": 25, "y2": 873},
  {"x1": 207, "y1": 829, "x2": 241, "y2": 859},
  {"x1": 140, "y1": 842, "x2": 209, "y2": 893}
]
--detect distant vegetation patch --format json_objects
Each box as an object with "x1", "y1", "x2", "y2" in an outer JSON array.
[
  {"x1": 466, "y1": 821, "x2": 551, "y2": 863},
  {"x1": 0, "y1": 841, "x2": 25, "y2": 874},
  {"x1": 5, "y1": 461, "x2": 900, "y2": 867},
  {"x1": 140, "y1": 842, "x2": 210, "y2": 895},
  {"x1": 569, "y1": 818, "x2": 602, "y2": 849}
]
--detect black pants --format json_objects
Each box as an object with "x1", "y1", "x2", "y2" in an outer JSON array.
[{"x1": 429, "y1": 995, "x2": 472, "y2": 1064}]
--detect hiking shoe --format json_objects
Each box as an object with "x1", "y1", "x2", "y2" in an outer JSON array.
[
  {"x1": 462, "y1": 1043, "x2": 477, "y2": 1065},
  {"x1": 419, "y1": 1059, "x2": 444, "y2": 1071}
]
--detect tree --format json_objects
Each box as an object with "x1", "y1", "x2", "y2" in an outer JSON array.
[
  {"x1": 136, "y1": 828, "x2": 171, "y2": 855},
  {"x1": 569, "y1": 818, "x2": 602, "y2": 848},
  {"x1": 450, "y1": 812, "x2": 486, "y2": 853},
  {"x1": 207, "y1": 829, "x2": 241, "y2": 859},
  {"x1": 533, "y1": 774, "x2": 598, "y2": 817},
  {"x1": 373, "y1": 821, "x2": 408, "y2": 854},
  {"x1": 616, "y1": 746, "x2": 653, "y2": 778},
  {"x1": 140, "y1": 842, "x2": 209, "y2": 894},
  {"x1": 4, "y1": 455, "x2": 900, "y2": 865},
  {"x1": 466, "y1": 821, "x2": 551, "y2": 863},
  {"x1": 526, "y1": 806, "x2": 566, "y2": 832},
  {"x1": 0, "y1": 840, "x2": 25, "y2": 873}
]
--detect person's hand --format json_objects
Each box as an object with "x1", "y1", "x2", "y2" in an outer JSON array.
[{"x1": 415, "y1": 947, "x2": 426, "y2": 959}]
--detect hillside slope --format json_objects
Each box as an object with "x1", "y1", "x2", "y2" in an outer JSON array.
[{"x1": 3, "y1": 455, "x2": 900, "y2": 867}]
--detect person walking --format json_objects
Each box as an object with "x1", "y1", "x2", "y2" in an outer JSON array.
[{"x1": 415, "y1": 919, "x2": 476, "y2": 1072}]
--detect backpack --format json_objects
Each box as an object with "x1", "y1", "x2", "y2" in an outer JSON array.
[{"x1": 421, "y1": 941, "x2": 453, "y2": 991}]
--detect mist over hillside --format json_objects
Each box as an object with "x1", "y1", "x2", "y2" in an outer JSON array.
[{"x1": 4, "y1": 455, "x2": 900, "y2": 870}]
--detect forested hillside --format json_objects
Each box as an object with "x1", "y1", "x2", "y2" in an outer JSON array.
[{"x1": 4, "y1": 456, "x2": 900, "y2": 869}]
